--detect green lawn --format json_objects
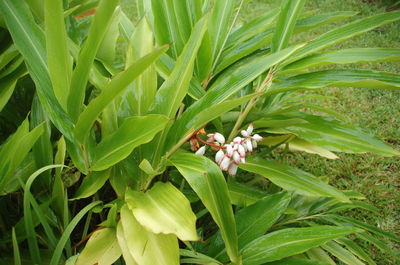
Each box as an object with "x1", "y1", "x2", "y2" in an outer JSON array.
[{"x1": 121, "y1": 0, "x2": 400, "y2": 263}]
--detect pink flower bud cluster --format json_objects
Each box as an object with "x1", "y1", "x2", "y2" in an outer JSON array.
[{"x1": 194, "y1": 124, "x2": 263, "y2": 176}]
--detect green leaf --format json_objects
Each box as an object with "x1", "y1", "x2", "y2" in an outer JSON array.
[
  {"x1": 180, "y1": 249, "x2": 223, "y2": 265},
  {"x1": 295, "y1": 11, "x2": 357, "y2": 32},
  {"x1": 120, "y1": 204, "x2": 179, "y2": 265},
  {"x1": 125, "y1": 16, "x2": 157, "y2": 115},
  {"x1": 271, "y1": 70, "x2": 400, "y2": 93},
  {"x1": 12, "y1": 227, "x2": 21, "y2": 265},
  {"x1": 287, "y1": 138, "x2": 339, "y2": 160},
  {"x1": 76, "y1": 228, "x2": 121, "y2": 265},
  {"x1": 240, "y1": 157, "x2": 349, "y2": 202},
  {"x1": 72, "y1": 170, "x2": 110, "y2": 200},
  {"x1": 97, "y1": 7, "x2": 121, "y2": 65},
  {"x1": 281, "y1": 48, "x2": 400, "y2": 75},
  {"x1": 91, "y1": 115, "x2": 169, "y2": 171},
  {"x1": 116, "y1": 221, "x2": 137, "y2": 265},
  {"x1": 0, "y1": 0, "x2": 75, "y2": 140},
  {"x1": 49, "y1": 201, "x2": 102, "y2": 265},
  {"x1": 271, "y1": 0, "x2": 305, "y2": 52},
  {"x1": 306, "y1": 247, "x2": 336, "y2": 265},
  {"x1": 241, "y1": 226, "x2": 361, "y2": 265},
  {"x1": 74, "y1": 45, "x2": 168, "y2": 144},
  {"x1": 45, "y1": 0, "x2": 72, "y2": 109},
  {"x1": 210, "y1": 192, "x2": 291, "y2": 261},
  {"x1": 269, "y1": 114, "x2": 400, "y2": 157},
  {"x1": 151, "y1": 15, "x2": 208, "y2": 118},
  {"x1": 266, "y1": 258, "x2": 331, "y2": 265},
  {"x1": 126, "y1": 182, "x2": 198, "y2": 241},
  {"x1": 321, "y1": 241, "x2": 365, "y2": 265},
  {"x1": 227, "y1": 181, "x2": 268, "y2": 206},
  {"x1": 284, "y1": 10, "x2": 400, "y2": 65},
  {"x1": 170, "y1": 152, "x2": 239, "y2": 264},
  {"x1": 0, "y1": 64, "x2": 26, "y2": 112},
  {"x1": 208, "y1": 0, "x2": 236, "y2": 61},
  {"x1": 336, "y1": 238, "x2": 376, "y2": 265},
  {"x1": 67, "y1": 0, "x2": 119, "y2": 121},
  {"x1": 167, "y1": 45, "x2": 303, "y2": 151}
]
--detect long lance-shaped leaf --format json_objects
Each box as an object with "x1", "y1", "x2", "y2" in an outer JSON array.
[
  {"x1": 322, "y1": 241, "x2": 365, "y2": 265},
  {"x1": 280, "y1": 48, "x2": 400, "y2": 75},
  {"x1": 67, "y1": 0, "x2": 119, "y2": 121},
  {"x1": 271, "y1": 0, "x2": 305, "y2": 53},
  {"x1": 91, "y1": 115, "x2": 169, "y2": 171},
  {"x1": 166, "y1": 45, "x2": 303, "y2": 151},
  {"x1": 0, "y1": 64, "x2": 27, "y2": 112},
  {"x1": 0, "y1": 0, "x2": 75, "y2": 140},
  {"x1": 208, "y1": 0, "x2": 236, "y2": 62},
  {"x1": 240, "y1": 157, "x2": 350, "y2": 202},
  {"x1": 151, "y1": 15, "x2": 208, "y2": 118},
  {"x1": 209, "y1": 192, "x2": 292, "y2": 262},
  {"x1": 170, "y1": 152, "x2": 239, "y2": 264},
  {"x1": 74, "y1": 45, "x2": 168, "y2": 144},
  {"x1": 216, "y1": 11, "x2": 354, "y2": 75},
  {"x1": 271, "y1": 69, "x2": 400, "y2": 93},
  {"x1": 45, "y1": 0, "x2": 72, "y2": 109},
  {"x1": 283, "y1": 10, "x2": 400, "y2": 65},
  {"x1": 241, "y1": 226, "x2": 361, "y2": 265}
]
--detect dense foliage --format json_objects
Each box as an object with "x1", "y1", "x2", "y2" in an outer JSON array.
[{"x1": 0, "y1": 0, "x2": 399, "y2": 264}]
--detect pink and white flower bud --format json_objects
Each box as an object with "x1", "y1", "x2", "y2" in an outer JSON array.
[
  {"x1": 233, "y1": 151, "x2": 240, "y2": 165},
  {"x1": 252, "y1": 133, "x2": 263, "y2": 141},
  {"x1": 214, "y1": 132, "x2": 225, "y2": 144},
  {"x1": 252, "y1": 139, "x2": 257, "y2": 149},
  {"x1": 225, "y1": 144, "x2": 234, "y2": 157},
  {"x1": 215, "y1": 150, "x2": 224, "y2": 164},
  {"x1": 242, "y1": 142, "x2": 248, "y2": 152},
  {"x1": 195, "y1": 146, "x2": 206, "y2": 156},
  {"x1": 233, "y1": 137, "x2": 242, "y2": 143},
  {"x1": 238, "y1": 144, "x2": 246, "y2": 157},
  {"x1": 246, "y1": 139, "x2": 253, "y2": 152},
  {"x1": 246, "y1": 124, "x2": 254, "y2": 135},
  {"x1": 206, "y1": 133, "x2": 215, "y2": 142},
  {"x1": 228, "y1": 162, "x2": 238, "y2": 176},
  {"x1": 240, "y1": 157, "x2": 246, "y2": 164},
  {"x1": 241, "y1": 130, "x2": 248, "y2": 137},
  {"x1": 220, "y1": 156, "x2": 231, "y2": 171}
]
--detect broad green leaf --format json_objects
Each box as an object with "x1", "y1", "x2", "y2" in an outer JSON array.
[
  {"x1": 294, "y1": 11, "x2": 357, "y2": 32},
  {"x1": 91, "y1": 115, "x2": 169, "y2": 171},
  {"x1": 281, "y1": 48, "x2": 400, "y2": 75},
  {"x1": 0, "y1": 0, "x2": 75, "y2": 140},
  {"x1": 240, "y1": 157, "x2": 349, "y2": 202},
  {"x1": 271, "y1": 69, "x2": 400, "y2": 93},
  {"x1": 126, "y1": 182, "x2": 198, "y2": 241},
  {"x1": 97, "y1": 7, "x2": 121, "y2": 65},
  {"x1": 75, "y1": 228, "x2": 121, "y2": 265},
  {"x1": 225, "y1": 9, "x2": 277, "y2": 50},
  {"x1": 326, "y1": 215, "x2": 400, "y2": 243},
  {"x1": 45, "y1": 0, "x2": 72, "y2": 109},
  {"x1": 125, "y1": 17, "x2": 157, "y2": 115},
  {"x1": 288, "y1": 138, "x2": 339, "y2": 159},
  {"x1": 49, "y1": 201, "x2": 102, "y2": 265},
  {"x1": 180, "y1": 249, "x2": 223, "y2": 265},
  {"x1": 306, "y1": 247, "x2": 336, "y2": 265},
  {"x1": 266, "y1": 258, "x2": 331, "y2": 265},
  {"x1": 228, "y1": 181, "x2": 268, "y2": 206},
  {"x1": 74, "y1": 46, "x2": 168, "y2": 144},
  {"x1": 336, "y1": 238, "x2": 376, "y2": 265},
  {"x1": 170, "y1": 152, "x2": 239, "y2": 264},
  {"x1": 167, "y1": 45, "x2": 303, "y2": 151},
  {"x1": 322, "y1": 241, "x2": 365, "y2": 265},
  {"x1": 208, "y1": 0, "x2": 236, "y2": 61},
  {"x1": 120, "y1": 205, "x2": 179, "y2": 265},
  {"x1": 0, "y1": 64, "x2": 26, "y2": 112},
  {"x1": 210, "y1": 192, "x2": 292, "y2": 262},
  {"x1": 116, "y1": 221, "x2": 137, "y2": 265},
  {"x1": 284, "y1": 10, "x2": 400, "y2": 65},
  {"x1": 67, "y1": 0, "x2": 119, "y2": 121},
  {"x1": 241, "y1": 226, "x2": 361, "y2": 265},
  {"x1": 0, "y1": 44, "x2": 19, "y2": 70},
  {"x1": 271, "y1": 0, "x2": 305, "y2": 52},
  {"x1": 72, "y1": 170, "x2": 110, "y2": 200},
  {"x1": 151, "y1": 15, "x2": 208, "y2": 118}
]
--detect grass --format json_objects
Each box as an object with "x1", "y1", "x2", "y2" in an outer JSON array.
[{"x1": 119, "y1": 0, "x2": 400, "y2": 263}]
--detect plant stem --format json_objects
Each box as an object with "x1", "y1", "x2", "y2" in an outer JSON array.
[{"x1": 228, "y1": 70, "x2": 275, "y2": 142}]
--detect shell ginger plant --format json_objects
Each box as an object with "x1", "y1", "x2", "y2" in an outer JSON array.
[{"x1": 0, "y1": 0, "x2": 399, "y2": 264}]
